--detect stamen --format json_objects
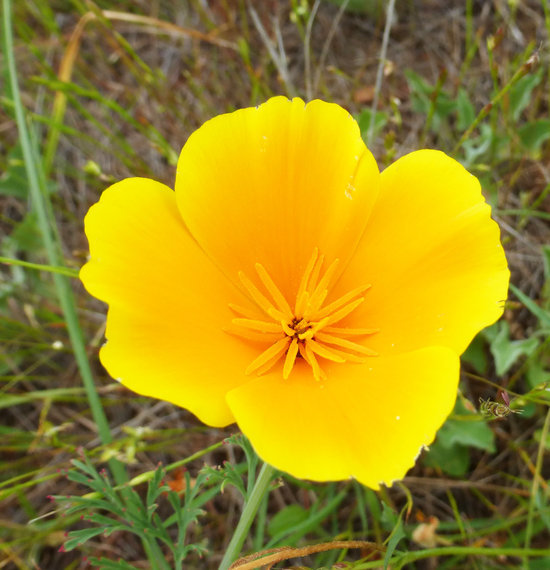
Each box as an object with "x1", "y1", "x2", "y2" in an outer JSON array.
[
  {"x1": 246, "y1": 337, "x2": 291, "y2": 375},
  {"x1": 300, "y1": 342, "x2": 326, "y2": 382},
  {"x1": 232, "y1": 318, "x2": 282, "y2": 333},
  {"x1": 255, "y1": 263, "x2": 294, "y2": 320},
  {"x1": 295, "y1": 248, "x2": 318, "y2": 312},
  {"x1": 283, "y1": 338, "x2": 299, "y2": 379},
  {"x1": 233, "y1": 248, "x2": 378, "y2": 381},
  {"x1": 294, "y1": 290, "x2": 309, "y2": 319},
  {"x1": 324, "y1": 297, "x2": 365, "y2": 326},
  {"x1": 308, "y1": 339, "x2": 346, "y2": 362},
  {"x1": 298, "y1": 317, "x2": 329, "y2": 340},
  {"x1": 307, "y1": 258, "x2": 339, "y2": 314},
  {"x1": 238, "y1": 271, "x2": 285, "y2": 321},
  {"x1": 315, "y1": 332, "x2": 379, "y2": 356},
  {"x1": 305, "y1": 289, "x2": 328, "y2": 317},
  {"x1": 225, "y1": 327, "x2": 283, "y2": 343},
  {"x1": 228, "y1": 303, "x2": 260, "y2": 320},
  {"x1": 323, "y1": 326, "x2": 379, "y2": 336},
  {"x1": 313, "y1": 284, "x2": 371, "y2": 320},
  {"x1": 281, "y1": 320, "x2": 297, "y2": 336},
  {"x1": 255, "y1": 350, "x2": 290, "y2": 376},
  {"x1": 308, "y1": 252, "x2": 325, "y2": 293},
  {"x1": 319, "y1": 345, "x2": 369, "y2": 363}
]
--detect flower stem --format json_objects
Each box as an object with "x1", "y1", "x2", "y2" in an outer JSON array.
[{"x1": 219, "y1": 462, "x2": 276, "y2": 570}]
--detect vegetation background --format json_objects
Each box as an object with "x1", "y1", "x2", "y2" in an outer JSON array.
[{"x1": 1, "y1": 0, "x2": 550, "y2": 568}]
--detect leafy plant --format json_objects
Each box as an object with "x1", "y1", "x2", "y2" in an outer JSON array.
[{"x1": 53, "y1": 450, "x2": 220, "y2": 568}]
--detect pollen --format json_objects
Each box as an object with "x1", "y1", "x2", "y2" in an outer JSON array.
[{"x1": 227, "y1": 248, "x2": 379, "y2": 381}]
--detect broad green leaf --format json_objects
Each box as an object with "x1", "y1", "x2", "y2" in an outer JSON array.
[
  {"x1": 437, "y1": 415, "x2": 495, "y2": 453},
  {"x1": 267, "y1": 504, "x2": 309, "y2": 538},
  {"x1": 489, "y1": 320, "x2": 540, "y2": 376},
  {"x1": 518, "y1": 119, "x2": 550, "y2": 155},
  {"x1": 423, "y1": 398, "x2": 495, "y2": 477},
  {"x1": 462, "y1": 333, "x2": 489, "y2": 375},
  {"x1": 526, "y1": 359, "x2": 550, "y2": 390},
  {"x1": 423, "y1": 439, "x2": 471, "y2": 477},
  {"x1": 509, "y1": 71, "x2": 542, "y2": 121}
]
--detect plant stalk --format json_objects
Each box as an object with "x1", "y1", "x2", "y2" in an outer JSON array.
[{"x1": 219, "y1": 462, "x2": 276, "y2": 570}]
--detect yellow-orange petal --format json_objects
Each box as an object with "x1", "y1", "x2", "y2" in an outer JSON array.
[
  {"x1": 227, "y1": 347, "x2": 459, "y2": 489},
  {"x1": 175, "y1": 97, "x2": 380, "y2": 301},
  {"x1": 332, "y1": 150, "x2": 509, "y2": 356},
  {"x1": 80, "y1": 178, "x2": 258, "y2": 427}
]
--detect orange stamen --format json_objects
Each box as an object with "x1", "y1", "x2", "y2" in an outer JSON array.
[{"x1": 232, "y1": 249, "x2": 379, "y2": 381}]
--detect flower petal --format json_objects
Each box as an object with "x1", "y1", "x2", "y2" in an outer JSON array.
[
  {"x1": 175, "y1": 97, "x2": 380, "y2": 300},
  {"x1": 334, "y1": 150, "x2": 509, "y2": 356},
  {"x1": 80, "y1": 178, "x2": 258, "y2": 427},
  {"x1": 227, "y1": 347, "x2": 459, "y2": 488}
]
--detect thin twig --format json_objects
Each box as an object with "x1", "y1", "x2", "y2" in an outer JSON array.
[
  {"x1": 248, "y1": 3, "x2": 295, "y2": 96},
  {"x1": 367, "y1": 0, "x2": 396, "y2": 146},
  {"x1": 313, "y1": 0, "x2": 351, "y2": 94},
  {"x1": 304, "y1": 0, "x2": 321, "y2": 100}
]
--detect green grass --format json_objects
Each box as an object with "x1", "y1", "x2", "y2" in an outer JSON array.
[{"x1": 1, "y1": 0, "x2": 550, "y2": 568}]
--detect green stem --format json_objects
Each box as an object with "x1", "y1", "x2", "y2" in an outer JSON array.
[
  {"x1": 3, "y1": 5, "x2": 170, "y2": 566},
  {"x1": 524, "y1": 406, "x2": 550, "y2": 557},
  {"x1": 0, "y1": 255, "x2": 79, "y2": 277},
  {"x1": 452, "y1": 49, "x2": 539, "y2": 155},
  {"x1": 2, "y1": 0, "x2": 120, "y2": 478},
  {"x1": 391, "y1": 546, "x2": 550, "y2": 570},
  {"x1": 219, "y1": 462, "x2": 276, "y2": 570}
]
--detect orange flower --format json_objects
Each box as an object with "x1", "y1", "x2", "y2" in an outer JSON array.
[{"x1": 80, "y1": 97, "x2": 509, "y2": 489}]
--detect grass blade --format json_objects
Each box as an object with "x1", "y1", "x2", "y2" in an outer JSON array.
[{"x1": 2, "y1": 0, "x2": 122, "y2": 481}]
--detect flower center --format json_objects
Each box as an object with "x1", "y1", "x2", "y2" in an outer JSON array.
[{"x1": 227, "y1": 248, "x2": 378, "y2": 381}]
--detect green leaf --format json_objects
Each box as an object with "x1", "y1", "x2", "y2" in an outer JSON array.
[
  {"x1": 146, "y1": 464, "x2": 167, "y2": 508},
  {"x1": 267, "y1": 504, "x2": 309, "y2": 538},
  {"x1": 404, "y1": 69, "x2": 455, "y2": 129},
  {"x1": 423, "y1": 398, "x2": 495, "y2": 477},
  {"x1": 384, "y1": 514, "x2": 406, "y2": 569},
  {"x1": 527, "y1": 558, "x2": 550, "y2": 570},
  {"x1": 518, "y1": 119, "x2": 550, "y2": 154},
  {"x1": 456, "y1": 87, "x2": 475, "y2": 130},
  {"x1": 438, "y1": 418, "x2": 495, "y2": 452},
  {"x1": 438, "y1": 400, "x2": 495, "y2": 452},
  {"x1": 2, "y1": 212, "x2": 43, "y2": 254},
  {"x1": 356, "y1": 108, "x2": 388, "y2": 143},
  {"x1": 63, "y1": 527, "x2": 108, "y2": 551},
  {"x1": 526, "y1": 359, "x2": 550, "y2": 390},
  {"x1": 542, "y1": 245, "x2": 550, "y2": 281},
  {"x1": 380, "y1": 501, "x2": 398, "y2": 531},
  {"x1": 462, "y1": 333, "x2": 489, "y2": 375},
  {"x1": 0, "y1": 143, "x2": 28, "y2": 199},
  {"x1": 490, "y1": 320, "x2": 540, "y2": 376},
  {"x1": 460, "y1": 123, "x2": 494, "y2": 168},
  {"x1": 88, "y1": 558, "x2": 138, "y2": 570},
  {"x1": 509, "y1": 71, "x2": 542, "y2": 121},
  {"x1": 510, "y1": 283, "x2": 550, "y2": 328},
  {"x1": 423, "y1": 439, "x2": 471, "y2": 477}
]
